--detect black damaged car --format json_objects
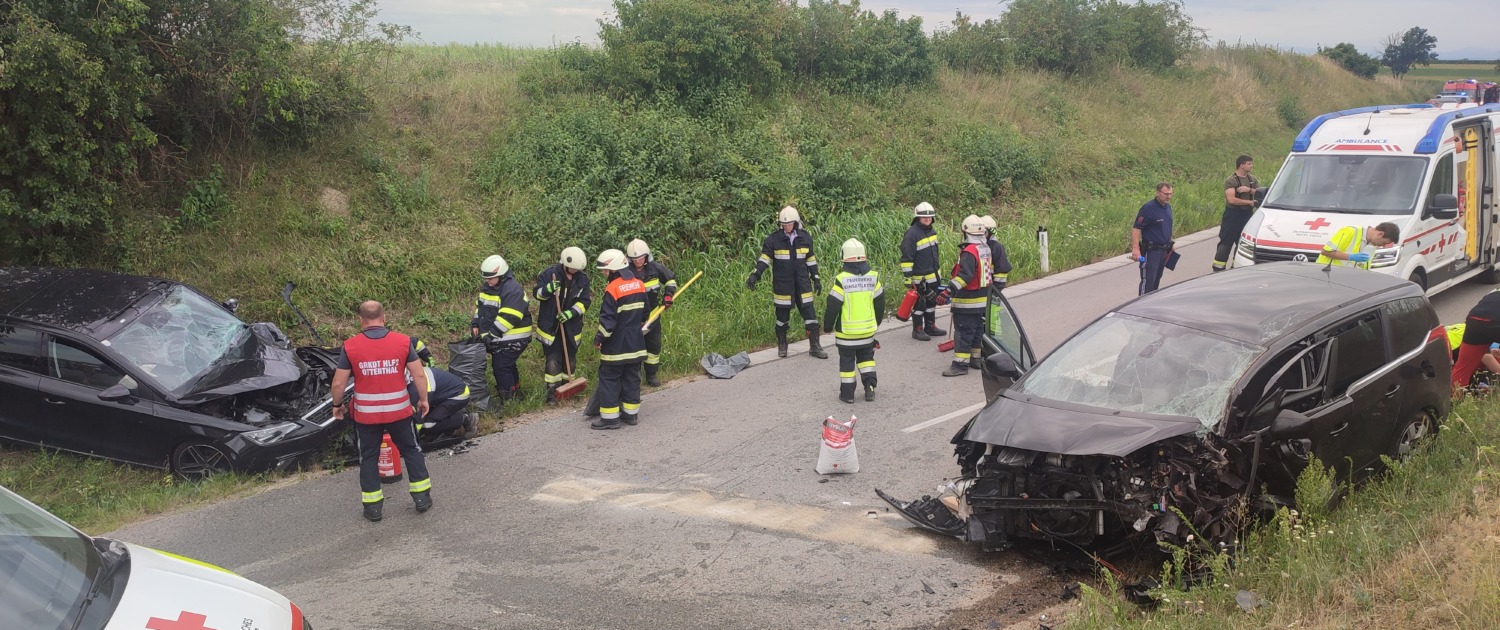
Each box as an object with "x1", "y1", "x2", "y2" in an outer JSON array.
[
  {"x1": 878, "y1": 262, "x2": 1450, "y2": 550},
  {"x1": 0, "y1": 267, "x2": 347, "y2": 477}
]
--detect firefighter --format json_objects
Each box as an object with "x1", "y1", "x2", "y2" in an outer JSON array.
[
  {"x1": 973, "y1": 215, "x2": 1013, "y2": 364},
  {"x1": 471, "y1": 255, "x2": 534, "y2": 412},
  {"x1": 329, "y1": 301, "x2": 433, "y2": 522},
  {"x1": 899, "y1": 202, "x2": 944, "y2": 341},
  {"x1": 410, "y1": 336, "x2": 434, "y2": 367},
  {"x1": 409, "y1": 365, "x2": 478, "y2": 442},
  {"x1": 627, "y1": 238, "x2": 678, "y2": 387},
  {"x1": 746, "y1": 206, "x2": 828, "y2": 359},
  {"x1": 591, "y1": 249, "x2": 649, "y2": 430},
  {"x1": 825, "y1": 238, "x2": 885, "y2": 403},
  {"x1": 535, "y1": 247, "x2": 591, "y2": 405},
  {"x1": 937, "y1": 215, "x2": 993, "y2": 376}
]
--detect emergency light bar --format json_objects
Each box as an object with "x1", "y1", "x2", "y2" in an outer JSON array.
[{"x1": 1291, "y1": 104, "x2": 1434, "y2": 152}]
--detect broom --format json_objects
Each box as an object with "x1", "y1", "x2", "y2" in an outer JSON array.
[
  {"x1": 936, "y1": 292, "x2": 956, "y2": 353},
  {"x1": 641, "y1": 270, "x2": 703, "y2": 333},
  {"x1": 553, "y1": 290, "x2": 588, "y2": 400}
]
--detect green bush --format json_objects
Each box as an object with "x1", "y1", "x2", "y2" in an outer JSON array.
[
  {"x1": 954, "y1": 127, "x2": 1051, "y2": 194},
  {"x1": 597, "y1": 0, "x2": 792, "y2": 102},
  {"x1": 1318, "y1": 42, "x2": 1382, "y2": 79},
  {"x1": 177, "y1": 164, "x2": 233, "y2": 229},
  {"x1": 1002, "y1": 0, "x2": 1201, "y2": 75},
  {"x1": 931, "y1": 12, "x2": 1014, "y2": 75},
  {"x1": 1277, "y1": 95, "x2": 1308, "y2": 130},
  {"x1": 785, "y1": 0, "x2": 935, "y2": 92}
]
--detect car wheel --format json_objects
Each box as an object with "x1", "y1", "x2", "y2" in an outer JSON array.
[
  {"x1": 1408, "y1": 271, "x2": 1427, "y2": 292},
  {"x1": 172, "y1": 442, "x2": 232, "y2": 479},
  {"x1": 1391, "y1": 411, "x2": 1436, "y2": 461}
]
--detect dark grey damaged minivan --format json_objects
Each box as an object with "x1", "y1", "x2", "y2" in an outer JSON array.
[{"x1": 878, "y1": 262, "x2": 1451, "y2": 550}]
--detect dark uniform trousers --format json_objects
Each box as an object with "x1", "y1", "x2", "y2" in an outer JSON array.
[
  {"x1": 543, "y1": 333, "x2": 581, "y2": 385},
  {"x1": 417, "y1": 397, "x2": 468, "y2": 437},
  {"x1": 644, "y1": 324, "x2": 664, "y2": 380},
  {"x1": 911, "y1": 278, "x2": 942, "y2": 331},
  {"x1": 354, "y1": 417, "x2": 429, "y2": 494},
  {"x1": 837, "y1": 341, "x2": 877, "y2": 400},
  {"x1": 488, "y1": 340, "x2": 528, "y2": 401},
  {"x1": 777, "y1": 297, "x2": 819, "y2": 337},
  {"x1": 597, "y1": 361, "x2": 643, "y2": 423},
  {"x1": 952, "y1": 313, "x2": 984, "y2": 364},
  {"x1": 1138, "y1": 247, "x2": 1170, "y2": 295}
]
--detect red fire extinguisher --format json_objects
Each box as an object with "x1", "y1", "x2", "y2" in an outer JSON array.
[
  {"x1": 377, "y1": 432, "x2": 403, "y2": 484},
  {"x1": 895, "y1": 289, "x2": 919, "y2": 322}
]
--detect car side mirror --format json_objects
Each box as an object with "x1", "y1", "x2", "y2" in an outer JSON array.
[
  {"x1": 1428, "y1": 194, "x2": 1459, "y2": 220},
  {"x1": 98, "y1": 384, "x2": 136, "y2": 404},
  {"x1": 1270, "y1": 409, "x2": 1311, "y2": 437},
  {"x1": 221, "y1": 298, "x2": 240, "y2": 314},
  {"x1": 985, "y1": 353, "x2": 1023, "y2": 380}
]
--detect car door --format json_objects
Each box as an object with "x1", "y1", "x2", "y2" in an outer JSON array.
[
  {"x1": 979, "y1": 288, "x2": 1037, "y2": 401},
  {"x1": 36, "y1": 335, "x2": 169, "y2": 467},
  {"x1": 0, "y1": 325, "x2": 45, "y2": 445},
  {"x1": 1317, "y1": 310, "x2": 1399, "y2": 479}
]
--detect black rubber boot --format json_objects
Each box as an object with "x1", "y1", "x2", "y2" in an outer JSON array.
[
  {"x1": 544, "y1": 384, "x2": 559, "y2": 406},
  {"x1": 462, "y1": 413, "x2": 479, "y2": 439},
  {"x1": 412, "y1": 490, "x2": 432, "y2": 513},
  {"x1": 840, "y1": 393, "x2": 855, "y2": 404},
  {"x1": 362, "y1": 499, "x2": 384, "y2": 523},
  {"x1": 923, "y1": 312, "x2": 945, "y2": 337},
  {"x1": 942, "y1": 361, "x2": 970, "y2": 377},
  {"x1": 912, "y1": 323, "x2": 930, "y2": 341},
  {"x1": 644, "y1": 364, "x2": 661, "y2": 387},
  {"x1": 864, "y1": 384, "x2": 876, "y2": 402},
  {"x1": 970, "y1": 355, "x2": 983, "y2": 370},
  {"x1": 776, "y1": 328, "x2": 789, "y2": 358},
  {"x1": 807, "y1": 325, "x2": 828, "y2": 360},
  {"x1": 621, "y1": 413, "x2": 639, "y2": 426},
  {"x1": 590, "y1": 417, "x2": 621, "y2": 430}
]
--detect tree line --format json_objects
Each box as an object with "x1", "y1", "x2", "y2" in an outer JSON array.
[{"x1": 1318, "y1": 26, "x2": 1441, "y2": 80}]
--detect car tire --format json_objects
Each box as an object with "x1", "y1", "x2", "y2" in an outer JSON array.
[
  {"x1": 1408, "y1": 271, "x2": 1427, "y2": 292},
  {"x1": 172, "y1": 442, "x2": 232, "y2": 480},
  {"x1": 1390, "y1": 410, "x2": 1436, "y2": 461}
]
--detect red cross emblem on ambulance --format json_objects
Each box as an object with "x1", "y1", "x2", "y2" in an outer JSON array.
[
  {"x1": 1304, "y1": 217, "x2": 1332, "y2": 230},
  {"x1": 146, "y1": 611, "x2": 219, "y2": 630}
]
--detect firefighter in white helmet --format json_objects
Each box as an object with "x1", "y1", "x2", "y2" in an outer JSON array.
[
  {"x1": 937, "y1": 215, "x2": 993, "y2": 376},
  {"x1": 899, "y1": 201, "x2": 944, "y2": 341},
  {"x1": 535, "y1": 246, "x2": 592, "y2": 405},
  {"x1": 973, "y1": 215, "x2": 1013, "y2": 368},
  {"x1": 746, "y1": 206, "x2": 827, "y2": 359},
  {"x1": 627, "y1": 238, "x2": 678, "y2": 387},
  {"x1": 590, "y1": 249, "x2": 648, "y2": 430},
  {"x1": 471, "y1": 254, "x2": 533, "y2": 412},
  {"x1": 824, "y1": 238, "x2": 885, "y2": 403}
]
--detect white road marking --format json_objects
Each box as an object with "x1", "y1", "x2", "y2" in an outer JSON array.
[{"x1": 902, "y1": 402, "x2": 985, "y2": 433}]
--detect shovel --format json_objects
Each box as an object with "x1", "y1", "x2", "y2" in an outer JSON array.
[{"x1": 553, "y1": 290, "x2": 588, "y2": 401}]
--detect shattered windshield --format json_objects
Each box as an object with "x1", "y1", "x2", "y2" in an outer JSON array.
[
  {"x1": 106, "y1": 285, "x2": 248, "y2": 392},
  {"x1": 1011, "y1": 313, "x2": 1260, "y2": 430},
  {"x1": 1263, "y1": 155, "x2": 1428, "y2": 214}
]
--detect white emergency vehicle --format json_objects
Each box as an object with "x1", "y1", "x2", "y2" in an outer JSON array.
[
  {"x1": 0, "y1": 484, "x2": 310, "y2": 630},
  {"x1": 1236, "y1": 102, "x2": 1500, "y2": 295}
]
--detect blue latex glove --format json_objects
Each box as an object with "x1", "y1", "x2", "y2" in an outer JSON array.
[{"x1": 1348, "y1": 252, "x2": 1371, "y2": 263}]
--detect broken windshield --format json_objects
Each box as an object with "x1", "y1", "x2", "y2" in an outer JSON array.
[
  {"x1": 1263, "y1": 155, "x2": 1428, "y2": 214},
  {"x1": 105, "y1": 285, "x2": 248, "y2": 392},
  {"x1": 1010, "y1": 313, "x2": 1260, "y2": 431}
]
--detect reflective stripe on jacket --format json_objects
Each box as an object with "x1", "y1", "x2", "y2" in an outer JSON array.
[
  {"x1": 1316, "y1": 225, "x2": 1369, "y2": 269},
  {"x1": 345, "y1": 330, "x2": 415, "y2": 424},
  {"x1": 534, "y1": 265, "x2": 590, "y2": 346},
  {"x1": 949, "y1": 242, "x2": 992, "y2": 310},
  {"x1": 754, "y1": 226, "x2": 820, "y2": 299},
  {"x1": 596, "y1": 269, "x2": 649, "y2": 364},
  {"x1": 475, "y1": 276, "x2": 534, "y2": 341},
  {"x1": 899, "y1": 220, "x2": 940, "y2": 282}
]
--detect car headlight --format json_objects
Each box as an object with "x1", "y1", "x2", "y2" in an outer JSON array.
[
  {"x1": 243, "y1": 422, "x2": 301, "y2": 446},
  {"x1": 1237, "y1": 236, "x2": 1256, "y2": 260},
  {"x1": 1371, "y1": 247, "x2": 1400, "y2": 268}
]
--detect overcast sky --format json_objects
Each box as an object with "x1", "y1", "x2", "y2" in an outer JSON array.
[{"x1": 377, "y1": 0, "x2": 1498, "y2": 60}]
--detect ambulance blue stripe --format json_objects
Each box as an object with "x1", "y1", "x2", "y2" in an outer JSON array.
[{"x1": 1291, "y1": 103, "x2": 1433, "y2": 152}]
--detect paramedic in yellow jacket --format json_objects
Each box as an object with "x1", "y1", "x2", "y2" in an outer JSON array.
[{"x1": 1315, "y1": 222, "x2": 1400, "y2": 268}]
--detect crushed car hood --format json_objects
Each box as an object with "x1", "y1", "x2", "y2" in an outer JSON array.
[
  {"x1": 175, "y1": 323, "x2": 307, "y2": 405},
  {"x1": 960, "y1": 392, "x2": 1203, "y2": 457}
]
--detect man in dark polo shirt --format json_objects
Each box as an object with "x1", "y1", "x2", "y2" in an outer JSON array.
[
  {"x1": 1131, "y1": 182, "x2": 1175, "y2": 295},
  {"x1": 1213, "y1": 155, "x2": 1259, "y2": 272}
]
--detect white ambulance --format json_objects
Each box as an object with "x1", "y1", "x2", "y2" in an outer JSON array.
[{"x1": 1236, "y1": 103, "x2": 1500, "y2": 295}]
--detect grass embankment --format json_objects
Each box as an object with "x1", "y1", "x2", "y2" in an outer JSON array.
[
  {"x1": 1069, "y1": 396, "x2": 1500, "y2": 628},
  {"x1": 10, "y1": 44, "x2": 1429, "y2": 531}
]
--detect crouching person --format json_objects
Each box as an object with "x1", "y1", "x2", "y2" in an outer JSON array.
[{"x1": 410, "y1": 366, "x2": 478, "y2": 442}]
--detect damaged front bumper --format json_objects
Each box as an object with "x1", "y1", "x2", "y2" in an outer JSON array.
[{"x1": 877, "y1": 433, "x2": 1259, "y2": 551}]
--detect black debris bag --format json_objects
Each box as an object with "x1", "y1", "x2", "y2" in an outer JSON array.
[{"x1": 447, "y1": 339, "x2": 492, "y2": 411}]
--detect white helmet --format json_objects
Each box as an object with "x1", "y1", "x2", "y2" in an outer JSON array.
[
  {"x1": 626, "y1": 238, "x2": 651, "y2": 260},
  {"x1": 913, "y1": 202, "x2": 936, "y2": 218},
  {"x1": 596, "y1": 249, "x2": 629, "y2": 272},
  {"x1": 481, "y1": 254, "x2": 508, "y2": 278},
  {"x1": 778, "y1": 206, "x2": 801, "y2": 225},
  {"x1": 559, "y1": 246, "x2": 587, "y2": 271},
  {"x1": 961, "y1": 214, "x2": 987, "y2": 236},
  {"x1": 979, "y1": 215, "x2": 997, "y2": 232},
  {"x1": 841, "y1": 238, "x2": 867, "y2": 262}
]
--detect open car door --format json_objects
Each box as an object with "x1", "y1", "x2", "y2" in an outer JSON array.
[{"x1": 979, "y1": 287, "x2": 1036, "y2": 401}]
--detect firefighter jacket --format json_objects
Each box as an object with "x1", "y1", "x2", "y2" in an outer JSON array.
[
  {"x1": 754, "y1": 224, "x2": 820, "y2": 305},
  {"x1": 632, "y1": 258, "x2": 678, "y2": 312},
  {"x1": 948, "y1": 239, "x2": 993, "y2": 312},
  {"x1": 340, "y1": 327, "x2": 417, "y2": 425},
  {"x1": 899, "y1": 219, "x2": 940, "y2": 284},
  {"x1": 824, "y1": 262, "x2": 885, "y2": 346},
  {"x1": 986, "y1": 238, "x2": 1013, "y2": 287},
  {"x1": 534, "y1": 265, "x2": 591, "y2": 347},
  {"x1": 472, "y1": 276, "x2": 534, "y2": 343},
  {"x1": 595, "y1": 268, "x2": 648, "y2": 364}
]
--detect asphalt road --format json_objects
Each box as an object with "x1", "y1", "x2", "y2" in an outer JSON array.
[{"x1": 108, "y1": 228, "x2": 1496, "y2": 630}]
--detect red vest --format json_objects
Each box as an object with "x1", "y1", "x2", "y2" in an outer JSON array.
[
  {"x1": 344, "y1": 330, "x2": 414, "y2": 424},
  {"x1": 952, "y1": 244, "x2": 993, "y2": 291}
]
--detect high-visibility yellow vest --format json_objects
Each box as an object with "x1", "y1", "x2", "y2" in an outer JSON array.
[
  {"x1": 834, "y1": 271, "x2": 880, "y2": 340},
  {"x1": 1447, "y1": 324, "x2": 1466, "y2": 351},
  {"x1": 1316, "y1": 225, "x2": 1369, "y2": 269}
]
